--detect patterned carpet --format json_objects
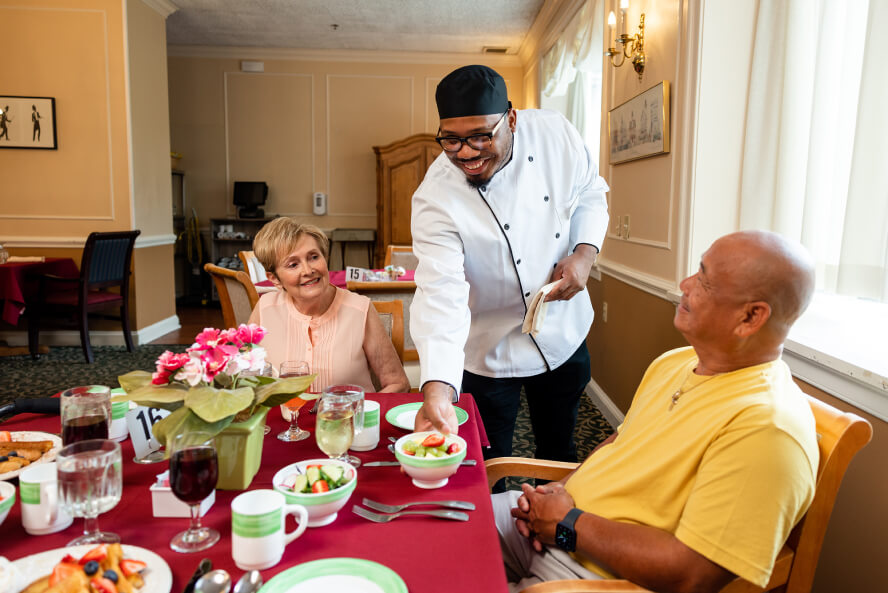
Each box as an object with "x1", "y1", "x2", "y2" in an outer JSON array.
[{"x1": 0, "y1": 345, "x2": 615, "y2": 469}]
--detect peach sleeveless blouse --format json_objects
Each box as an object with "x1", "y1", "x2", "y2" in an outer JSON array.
[{"x1": 253, "y1": 287, "x2": 374, "y2": 392}]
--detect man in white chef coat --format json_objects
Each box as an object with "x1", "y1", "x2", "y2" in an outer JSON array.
[{"x1": 410, "y1": 65, "x2": 609, "y2": 477}]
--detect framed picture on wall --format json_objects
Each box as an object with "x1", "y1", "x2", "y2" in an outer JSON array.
[
  {"x1": 0, "y1": 96, "x2": 57, "y2": 149},
  {"x1": 607, "y1": 81, "x2": 669, "y2": 164}
]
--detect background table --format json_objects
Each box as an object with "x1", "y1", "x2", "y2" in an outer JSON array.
[
  {"x1": 0, "y1": 258, "x2": 79, "y2": 326},
  {"x1": 1, "y1": 393, "x2": 507, "y2": 593}
]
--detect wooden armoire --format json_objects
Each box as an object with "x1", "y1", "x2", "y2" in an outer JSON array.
[{"x1": 373, "y1": 134, "x2": 442, "y2": 267}]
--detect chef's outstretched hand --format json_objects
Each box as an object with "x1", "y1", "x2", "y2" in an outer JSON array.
[{"x1": 414, "y1": 381, "x2": 459, "y2": 435}]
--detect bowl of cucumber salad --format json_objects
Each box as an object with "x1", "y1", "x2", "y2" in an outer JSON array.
[
  {"x1": 394, "y1": 431, "x2": 467, "y2": 489},
  {"x1": 272, "y1": 458, "x2": 357, "y2": 526}
]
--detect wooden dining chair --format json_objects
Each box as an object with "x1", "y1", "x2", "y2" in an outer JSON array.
[
  {"x1": 27, "y1": 230, "x2": 140, "y2": 363},
  {"x1": 485, "y1": 394, "x2": 873, "y2": 593},
  {"x1": 347, "y1": 280, "x2": 418, "y2": 362},
  {"x1": 371, "y1": 299, "x2": 404, "y2": 362},
  {"x1": 204, "y1": 263, "x2": 259, "y2": 329},
  {"x1": 384, "y1": 244, "x2": 418, "y2": 270},
  {"x1": 237, "y1": 250, "x2": 267, "y2": 284}
]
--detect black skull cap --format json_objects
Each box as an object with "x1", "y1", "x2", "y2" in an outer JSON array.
[{"x1": 436, "y1": 65, "x2": 510, "y2": 119}]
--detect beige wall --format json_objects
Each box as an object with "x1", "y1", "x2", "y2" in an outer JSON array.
[
  {"x1": 0, "y1": 0, "x2": 176, "y2": 337},
  {"x1": 166, "y1": 52, "x2": 525, "y2": 243}
]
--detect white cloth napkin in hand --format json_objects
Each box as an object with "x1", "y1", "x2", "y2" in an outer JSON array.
[
  {"x1": 522, "y1": 280, "x2": 561, "y2": 338},
  {"x1": 6, "y1": 256, "x2": 45, "y2": 263}
]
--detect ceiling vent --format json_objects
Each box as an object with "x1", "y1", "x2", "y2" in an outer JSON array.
[{"x1": 483, "y1": 46, "x2": 509, "y2": 54}]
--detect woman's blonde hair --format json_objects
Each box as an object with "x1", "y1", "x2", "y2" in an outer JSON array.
[{"x1": 252, "y1": 217, "x2": 330, "y2": 274}]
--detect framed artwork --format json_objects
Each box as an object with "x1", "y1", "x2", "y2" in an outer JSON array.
[
  {"x1": 0, "y1": 96, "x2": 57, "y2": 149},
  {"x1": 608, "y1": 81, "x2": 669, "y2": 164}
]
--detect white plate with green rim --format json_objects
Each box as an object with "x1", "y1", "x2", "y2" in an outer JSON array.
[
  {"x1": 259, "y1": 558, "x2": 407, "y2": 593},
  {"x1": 385, "y1": 402, "x2": 468, "y2": 431}
]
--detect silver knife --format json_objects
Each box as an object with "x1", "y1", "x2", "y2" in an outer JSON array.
[{"x1": 364, "y1": 459, "x2": 477, "y2": 467}]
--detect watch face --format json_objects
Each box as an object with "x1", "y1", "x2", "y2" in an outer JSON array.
[{"x1": 555, "y1": 523, "x2": 575, "y2": 552}]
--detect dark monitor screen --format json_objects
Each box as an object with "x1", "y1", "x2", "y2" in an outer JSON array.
[{"x1": 233, "y1": 181, "x2": 268, "y2": 207}]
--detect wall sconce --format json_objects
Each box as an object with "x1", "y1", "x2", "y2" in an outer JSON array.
[{"x1": 605, "y1": 2, "x2": 646, "y2": 80}]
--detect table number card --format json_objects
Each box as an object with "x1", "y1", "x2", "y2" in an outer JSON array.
[{"x1": 125, "y1": 405, "x2": 170, "y2": 459}]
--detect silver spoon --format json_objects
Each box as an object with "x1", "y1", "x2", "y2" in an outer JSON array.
[
  {"x1": 194, "y1": 570, "x2": 231, "y2": 593},
  {"x1": 233, "y1": 571, "x2": 263, "y2": 593}
]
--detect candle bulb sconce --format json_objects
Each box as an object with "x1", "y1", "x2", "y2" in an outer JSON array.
[{"x1": 606, "y1": 13, "x2": 646, "y2": 80}]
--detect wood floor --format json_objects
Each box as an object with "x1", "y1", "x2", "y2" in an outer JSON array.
[{"x1": 149, "y1": 305, "x2": 224, "y2": 345}]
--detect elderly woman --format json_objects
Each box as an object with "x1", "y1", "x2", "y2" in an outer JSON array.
[{"x1": 249, "y1": 218, "x2": 410, "y2": 393}]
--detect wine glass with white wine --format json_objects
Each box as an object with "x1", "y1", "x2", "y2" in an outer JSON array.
[{"x1": 315, "y1": 393, "x2": 355, "y2": 464}]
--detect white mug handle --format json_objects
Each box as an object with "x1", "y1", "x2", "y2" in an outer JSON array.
[
  {"x1": 283, "y1": 504, "x2": 308, "y2": 545},
  {"x1": 45, "y1": 481, "x2": 58, "y2": 524}
]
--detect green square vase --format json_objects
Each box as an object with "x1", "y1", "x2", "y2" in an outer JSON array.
[{"x1": 216, "y1": 407, "x2": 270, "y2": 490}]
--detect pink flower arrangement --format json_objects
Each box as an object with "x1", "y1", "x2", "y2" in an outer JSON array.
[{"x1": 151, "y1": 324, "x2": 269, "y2": 387}]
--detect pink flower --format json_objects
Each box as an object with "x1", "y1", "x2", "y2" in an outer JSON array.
[
  {"x1": 236, "y1": 324, "x2": 266, "y2": 346},
  {"x1": 200, "y1": 343, "x2": 239, "y2": 381},
  {"x1": 191, "y1": 328, "x2": 224, "y2": 351},
  {"x1": 174, "y1": 356, "x2": 205, "y2": 387},
  {"x1": 156, "y1": 350, "x2": 189, "y2": 372},
  {"x1": 151, "y1": 368, "x2": 172, "y2": 385},
  {"x1": 220, "y1": 328, "x2": 242, "y2": 348}
]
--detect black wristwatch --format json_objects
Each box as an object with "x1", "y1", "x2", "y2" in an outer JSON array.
[{"x1": 555, "y1": 508, "x2": 584, "y2": 552}]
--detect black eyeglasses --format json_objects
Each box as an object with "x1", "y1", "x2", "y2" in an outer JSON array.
[{"x1": 435, "y1": 111, "x2": 508, "y2": 152}]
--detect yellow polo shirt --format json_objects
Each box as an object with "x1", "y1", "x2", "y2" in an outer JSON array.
[{"x1": 565, "y1": 347, "x2": 818, "y2": 587}]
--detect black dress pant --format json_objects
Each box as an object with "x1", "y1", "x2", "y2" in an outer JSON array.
[{"x1": 462, "y1": 342, "x2": 591, "y2": 466}]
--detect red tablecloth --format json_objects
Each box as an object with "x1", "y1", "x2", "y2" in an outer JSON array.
[
  {"x1": 0, "y1": 394, "x2": 506, "y2": 593},
  {"x1": 0, "y1": 259, "x2": 79, "y2": 326},
  {"x1": 256, "y1": 270, "x2": 415, "y2": 291}
]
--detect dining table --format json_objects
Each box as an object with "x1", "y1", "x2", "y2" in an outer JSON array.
[
  {"x1": 0, "y1": 258, "x2": 79, "y2": 326},
  {"x1": 0, "y1": 393, "x2": 509, "y2": 593},
  {"x1": 255, "y1": 270, "x2": 415, "y2": 294}
]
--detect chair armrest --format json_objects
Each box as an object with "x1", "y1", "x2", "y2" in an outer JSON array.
[
  {"x1": 484, "y1": 457, "x2": 579, "y2": 491},
  {"x1": 521, "y1": 579, "x2": 654, "y2": 592}
]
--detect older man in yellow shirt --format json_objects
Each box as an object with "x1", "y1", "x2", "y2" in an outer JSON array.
[{"x1": 495, "y1": 230, "x2": 819, "y2": 593}]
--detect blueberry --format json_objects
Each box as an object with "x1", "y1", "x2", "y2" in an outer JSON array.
[
  {"x1": 0, "y1": 456, "x2": 7, "y2": 463},
  {"x1": 83, "y1": 561, "x2": 100, "y2": 576},
  {"x1": 103, "y1": 570, "x2": 119, "y2": 583},
  {"x1": 7, "y1": 451, "x2": 18, "y2": 457}
]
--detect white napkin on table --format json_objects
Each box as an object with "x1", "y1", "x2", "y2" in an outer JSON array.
[
  {"x1": 6, "y1": 256, "x2": 45, "y2": 263},
  {"x1": 522, "y1": 280, "x2": 561, "y2": 338}
]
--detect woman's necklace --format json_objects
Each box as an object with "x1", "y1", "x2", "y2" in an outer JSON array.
[{"x1": 669, "y1": 369, "x2": 721, "y2": 411}]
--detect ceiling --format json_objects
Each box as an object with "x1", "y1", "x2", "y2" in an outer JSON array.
[{"x1": 165, "y1": 0, "x2": 546, "y2": 54}]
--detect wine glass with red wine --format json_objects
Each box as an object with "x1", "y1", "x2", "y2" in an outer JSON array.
[
  {"x1": 60, "y1": 386, "x2": 111, "y2": 446},
  {"x1": 278, "y1": 361, "x2": 311, "y2": 442},
  {"x1": 168, "y1": 432, "x2": 220, "y2": 553}
]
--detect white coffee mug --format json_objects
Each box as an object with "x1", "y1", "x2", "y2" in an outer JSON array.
[
  {"x1": 20, "y1": 463, "x2": 73, "y2": 535},
  {"x1": 350, "y1": 400, "x2": 380, "y2": 451},
  {"x1": 231, "y1": 489, "x2": 308, "y2": 570}
]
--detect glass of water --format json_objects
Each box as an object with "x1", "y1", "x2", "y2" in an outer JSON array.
[
  {"x1": 320, "y1": 385, "x2": 364, "y2": 467},
  {"x1": 315, "y1": 393, "x2": 355, "y2": 464},
  {"x1": 57, "y1": 438, "x2": 122, "y2": 545}
]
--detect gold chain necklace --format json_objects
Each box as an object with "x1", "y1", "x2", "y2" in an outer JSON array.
[{"x1": 669, "y1": 369, "x2": 721, "y2": 411}]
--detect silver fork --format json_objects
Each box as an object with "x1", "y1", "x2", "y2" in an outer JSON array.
[
  {"x1": 363, "y1": 497, "x2": 476, "y2": 513},
  {"x1": 352, "y1": 504, "x2": 469, "y2": 522}
]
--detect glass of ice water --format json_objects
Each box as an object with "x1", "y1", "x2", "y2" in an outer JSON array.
[{"x1": 57, "y1": 439, "x2": 122, "y2": 545}]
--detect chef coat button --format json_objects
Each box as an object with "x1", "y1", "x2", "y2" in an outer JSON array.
[
  {"x1": 544, "y1": 195, "x2": 549, "y2": 202},
  {"x1": 516, "y1": 259, "x2": 521, "y2": 265},
  {"x1": 504, "y1": 223, "x2": 510, "y2": 231},
  {"x1": 528, "y1": 156, "x2": 534, "y2": 162},
  {"x1": 525, "y1": 291, "x2": 531, "y2": 297},
  {"x1": 480, "y1": 185, "x2": 487, "y2": 191},
  {"x1": 555, "y1": 232, "x2": 561, "y2": 238}
]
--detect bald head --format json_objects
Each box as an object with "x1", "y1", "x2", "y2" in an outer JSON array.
[{"x1": 714, "y1": 230, "x2": 815, "y2": 335}]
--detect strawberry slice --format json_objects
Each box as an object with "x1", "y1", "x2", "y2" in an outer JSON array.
[
  {"x1": 119, "y1": 559, "x2": 147, "y2": 577},
  {"x1": 311, "y1": 479, "x2": 330, "y2": 493},
  {"x1": 446, "y1": 443, "x2": 461, "y2": 454},
  {"x1": 79, "y1": 545, "x2": 107, "y2": 565},
  {"x1": 59, "y1": 554, "x2": 79, "y2": 564},
  {"x1": 0, "y1": 431, "x2": 10, "y2": 442},
  {"x1": 91, "y1": 576, "x2": 119, "y2": 593},
  {"x1": 49, "y1": 563, "x2": 81, "y2": 587},
  {"x1": 421, "y1": 434, "x2": 445, "y2": 448}
]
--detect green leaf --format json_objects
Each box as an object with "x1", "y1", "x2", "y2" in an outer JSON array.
[
  {"x1": 152, "y1": 406, "x2": 234, "y2": 450},
  {"x1": 110, "y1": 382, "x2": 188, "y2": 405},
  {"x1": 185, "y1": 386, "x2": 254, "y2": 423},
  {"x1": 117, "y1": 371, "x2": 153, "y2": 393},
  {"x1": 254, "y1": 374, "x2": 316, "y2": 409}
]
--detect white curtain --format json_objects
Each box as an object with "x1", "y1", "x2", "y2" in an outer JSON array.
[
  {"x1": 540, "y1": 0, "x2": 604, "y2": 153},
  {"x1": 738, "y1": 0, "x2": 888, "y2": 302}
]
